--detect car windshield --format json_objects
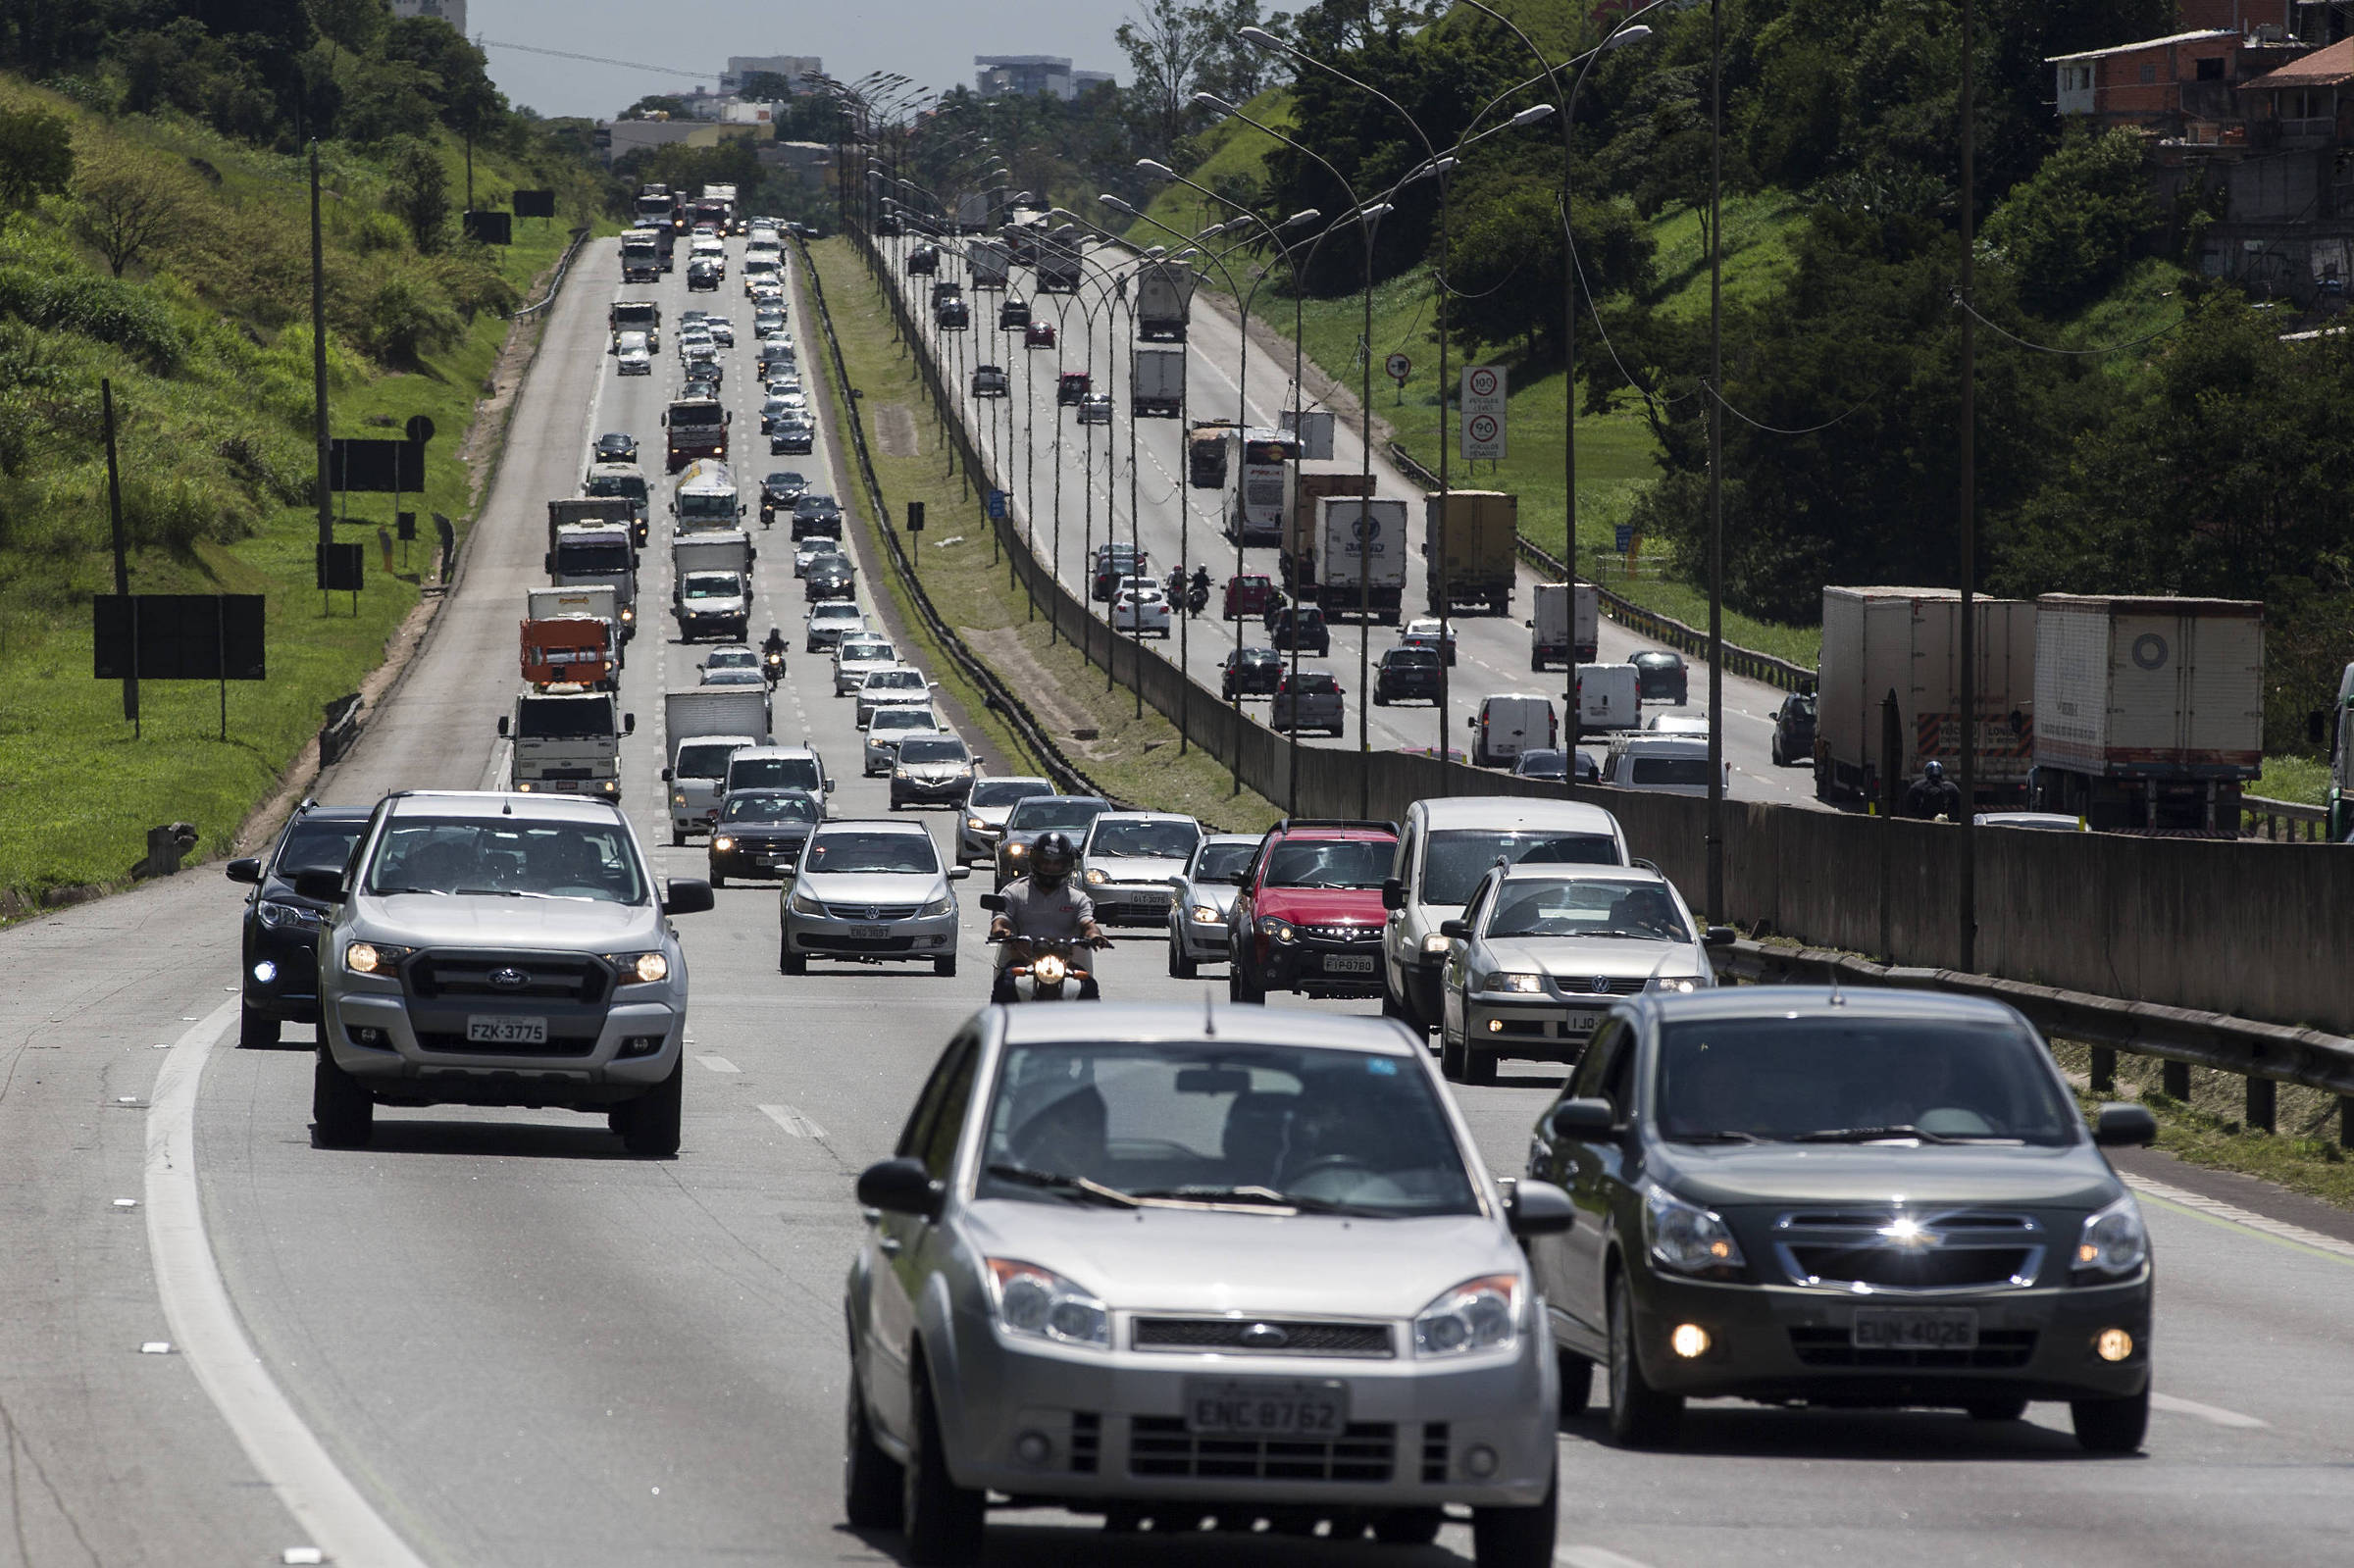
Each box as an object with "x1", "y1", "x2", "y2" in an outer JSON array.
[
  {"x1": 277, "y1": 818, "x2": 364, "y2": 878},
  {"x1": 1484, "y1": 878, "x2": 1689, "y2": 941},
  {"x1": 513, "y1": 698, "x2": 613, "y2": 737},
  {"x1": 1515, "y1": 751, "x2": 1568, "y2": 780},
  {"x1": 812, "y1": 605, "x2": 861, "y2": 623},
  {"x1": 585, "y1": 473, "x2": 646, "y2": 501},
  {"x1": 1265, "y1": 839, "x2": 1393, "y2": 889},
  {"x1": 866, "y1": 670, "x2": 926, "y2": 691},
  {"x1": 975, "y1": 1041, "x2": 1479, "y2": 1217},
  {"x1": 674, "y1": 742, "x2": 742, "y2": 779},
  {"x1": 1007, "y1": 798, "x2": 1109, "y2": 833},
  {"x1": 1090, "y1": 820, "x2": 1202, "y2": 859},
  {"x1": 552, "y1": 540, "x2": 631, "y2": 574},
  {"x1": 766, "y1": 473, "x2": 803, "y2": 489},
  {"x1": 724, "y1": 791, "x2": 821, "y2": 824},
  {"x1": 970, "y1": 780, "x2": 1052, "y2": 809},
  {"x1": 730, "y1": 757, "x2": 822, "y2": 792},
  {"x1": 803, "y1": 830, "x2": 940, "y2": 876},
  {"x1": 1630, "y1": 756, "x2": 1713, "y2": 785},
  {"x1": 367, "y1": 819, "x2": 645, "y2": 903},
  {"x1": 898, "y1": 737, "x2": 969, "y2": 764},
  {"x1": 839, "y1": 640, "x2": 893, "y2": 662},
  {"x1": 702, "y1": 669, "x2": 761, "y2": 685},
  {"x1": 1655, "y1": 1016, "x2": 2081, "y2": 1145},
  {"x1": 1421, "y1": 828, "x2": 1621, "y2": 905},
  {"x1": 1191, "y1": 841, "x2": 1256, "y2": 882}
]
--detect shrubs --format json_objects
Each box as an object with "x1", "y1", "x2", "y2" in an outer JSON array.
[
  {"x1": 0, "y1": 264, "x2": 183, "y2": 374},
  {"x1": 353, "y1": 270, "x2": 462, "y2": 368}
]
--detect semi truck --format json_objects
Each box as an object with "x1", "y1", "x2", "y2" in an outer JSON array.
[
  {"x1": 620, "y1": 228, "x2": 661, "y2": 283},
  {"x1": 2029, "y1": 594, "x2": 2263, "y2": 834},
  {"x1": 1311, "y1": 496, "x2": 1408, "y2": 623},
  {"x1": 2325, "y1": 663, "x2": 2354, "y2": 841},
  {"x1": 1423, "y1": 489, "x2": 1518, "y2": 615},
  {"x1": 608, "y1": 299, "x2": 660, "y2": 352},
  {"x1": 1279, "y1": 472, "x2": 1377, "y2": 589},
  {"x1": 545, "y1": 522, "x2": 638, "y2": 637},
  {"x1": 663, "y1": 396, "x2": 730, "y2": 472},
  {"x1": 672, "y1": 531, "x2": 754, "y2": 643},
  {"x1": 662, "y1": 687, "x2": 775, "y2": 841},
  {"x1": 1034, "y1": 242, "x2": 1082, "y2": 293},
  {"x1": 1530, "y1": 582, "x2": 1601, "y2": 669},
  {"x1": 500, "y1": 690, "x2": 632, "y2": 800},
  {"x1": 1135, "y1": 260, "x2": 1195, "y2": 342},
  {"x1": 966, "y1": 238, "x2": 1011, "y2": 288},
  {"x1": 1130, "y1": 344, "x2": 1185, "y2": 418},
  {"x1": 520, "y1": 612, "x2": 617, "y2": 690},
  {"x1": 1815, "y1": 585, "x2": 2038, "y2": 811}
]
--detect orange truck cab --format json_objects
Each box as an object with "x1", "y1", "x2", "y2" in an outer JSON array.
[{"x1": 521, "y1": 616, "x2": 617, "y2": 690}]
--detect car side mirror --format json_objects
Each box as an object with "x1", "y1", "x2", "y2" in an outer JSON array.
[
  {"x1": 1167, "y1": 875, "x2": 1188, "y2": 888},
  {"x1": 1464, "y1": 716, "x2": 1475, "y2": 730},
  {"x1": 663, "y1": 878, "x2": 716, "y2": 916},
  {"x1": 1704, "y1": 926, "x2": 1738, "y2": 947},
  {"x1": 1545, "y1": 1097, "x2": 1616, "y2": 1140},
  {"x1": 857, "y1": 1157, "x2": 945, "y2": 1219},
  {"x1": 1508, "y1": 1179, "x2": 1576, "y2": 1238},
  {"x1": 1437, "y1": 919, "x2": 1470, "y2": 939},
  {"x1": 1523, "y1": 619, "x2": 1534, "y2": 628},
  {"x1": 825, "y1": 779, "x2": 837, "y2": 792},
  {"x1": 542, "y1": 552, "x2": 553, "y2": 574},
  {"x1": 978, "y1": 892, "x2": 1008, "y2": 913},
  {"x1": 947, "y1": 866, "x2": 970, "y2": 881},
  {"x1": 2092, "y1": 1102, "x2": 2158, "y2": 1148},
  {"x1": 497, "y1": 717, "x2": 510, "y2": 737},
  {"x1": 1380, "y1": 878, "x2": 1406, "y2": 911},
  {"x1": 226, "y1": 857, "x2": 264, "y2": 885},
  {"x1": 292, "y1": 868, "x2": 345, "y2": 902},
  {"x1": 624, "y1": 713, "x2": 637, "y2": 735},
  {"x1": 660, "y1": 767, "x2": 673, "y2": 782}
]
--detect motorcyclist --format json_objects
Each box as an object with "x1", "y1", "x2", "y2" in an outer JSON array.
[
  {"x1": 1903, "y1": 759, "x2": 1965, "y2": 821},
  {"x1": 990, "y1": 831, "x2": 1108, "y2": 1002},
  {"x1": 759, "y1": 626, "x2": 787, "y2": 684},
  {"x1": 1187, "y1": 564, "x2": 1212, "y2": 616}
]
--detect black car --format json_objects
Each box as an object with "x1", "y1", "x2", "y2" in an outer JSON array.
[
  {"x1": 906, "y1": 244, "x2": 939, "y2": 275},
  {"x1": 1269, "y1": 604, "x2": 1331, "y2": 657},
  {"x1": 1523, "y1": 987, "x2": 2157, "y2": 1453},
  {"x1": 1373, "y1": 645, "x2": 1445, "y2": 705},
  {"x1": 770, "y1": 421, "x2": 814, "y2": 456},
  {"x1": 1091, "y1": 544, "x2": 1144, "y2": 601},
  {"x1": 1510, "y1": 747, "x2": 1602, "y2": 784},
  {"x1": 224, "y1": 802, "x2": 373, "y2": 1047},
  {"x1": 803, "y1": 555, "x2": 855, "y2": 601},
  {"x1": 935, "y1": 299, "x2": 970, "y2": 329},
  {"x1": 760, "y1": 471, "x2": 809, "y2": 523},
  {"x1": 707, "y1": 788, "x2": 824, "y2": 886},
  {"x1": 592, "y1": 431, "x2": 638, "y2": 465},
  {"x1": 1629, "y1": 647, "x2": 1689, "y2": 704},
  {"x1": 792, "y1": 493, "x2": 844, "y2": 540},
  {"x1": 1219, "y1": 645, "x2": 1284, "y2": 698},
  {"x1": 1771, "y1": 692, "x2": 1817, "y2": 767},
  {"x1": 688, "y1": 258, "x2": 721, "y2": 291}
]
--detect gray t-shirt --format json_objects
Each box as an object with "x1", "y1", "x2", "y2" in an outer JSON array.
[{"x1": 999, "y1": 878, "x2": 1095, "y2": 941}]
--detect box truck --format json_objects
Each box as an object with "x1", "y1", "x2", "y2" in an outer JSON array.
[
  {"x1": 1312, "y1": 496, "x2": 1408, "y2": 623},
  {"x1": 1815, "y1": 586, "x2": 2037, "y2": 810},
  {"x1": 500, "y1": 690, "x2": 632, "y2": 800},
  {"x1": 1135, "y1": 260, "x2": 1195, "y2": 342},
  {"x1": 663, "y1": 687, "x2": 774, "y2": 841},
  {"x1": 1279, "y1": 408, "x2": 1336, "y2": 462},
  {"x1": 1279, "y1": 472, "x2": 1377, "y2": 589},
  {"x1": 1530, "y1": 582, "x2": 1600, "y2": 669},
  {"x1": 966, "y1": 238, "x2": 1011, "y2": 288},
  {"x1": 1130, "y1": 344, "x2": 1185, "y2": 418},
  {"x1": 2029, "y1": 594, "x2": 2263, "y2": 834},
  {"x1": 1423, "y1": 490, "x2": 1518, "y2": 615}
]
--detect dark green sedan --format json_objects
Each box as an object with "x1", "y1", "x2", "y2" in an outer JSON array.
[{"x1": 1522, "y1": 987, "x2": 2157, "y2": 1452}]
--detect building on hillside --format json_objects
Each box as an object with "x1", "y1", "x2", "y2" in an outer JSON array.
[
  {"x1": 723, "y1": 56, "x2": 824, "y2": 95},
  {"x1": 758, "y1": 141, "x2": 835, "y2": 190},
  {"x1": 602, "y1": 119, "x2": 761, "y2": 165},
  {"x1": 2049, "y1": 30, "x2": 2261, "y2": 129},
  {"x1": 389, "y1": 0, "x2": 466, "y2": 30},
  {"x1": 975, "y1": 55, "x2": 1110, "y2": 100}
]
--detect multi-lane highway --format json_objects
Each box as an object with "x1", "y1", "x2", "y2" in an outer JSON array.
[
  {"x1": 872, "y1": 222, "x2": 1818, "y2": 808},
  {"x1": 0, "y1": 227, "x2": 2347, "y2": 1568}
]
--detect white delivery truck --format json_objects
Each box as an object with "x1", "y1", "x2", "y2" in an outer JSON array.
[
  {"x1": 966, "y1": 238, "x2": 1011, "y2": 288},
  {"x1": 662, "y1": 686, "x2": 774, "y2": 842},
  {"x1": 1574, "y1": 662, "x2": 1641, "y2": 732},
  {"x1": 1466, "y1": 693, "x2": 1558, "y2": 769},
  {"x1": 1135, "y1": 260, "x2": 1196, "y2": 342},
  {"x1": 1130, "y1": 344, "x2": 1186, "y2": 419},
  {"x1": 1531, "y1": 582, "x2": 1600, "y2": 669},
  {"x1": 527, "y1": 583, "x2": 619, "y2": 626},
  {"x1": 1312, "y1": 496, "x2": 1408, "y2": 624},
  {"x1": 546, "y1": 522, "x2": 639, "y2": 638},
  {"x1": 1815, "y1": 585, "x2": 2038, "y2": 810},
  {"x1": 671, "y1": 459, "x2": 742, "y2": 533},
  {"x1": 671, "y1": 531, "x2": 754, "y2": 643},
  {"x1": 1279, "y1": 407, "x2": 1336, "y2": 462},
  {"x1": 2029, "y1": 594, "x2": 2263, "y2": 834},
  {"x1": 500, "y1": 690, "x2": 633, "y2": 800}
]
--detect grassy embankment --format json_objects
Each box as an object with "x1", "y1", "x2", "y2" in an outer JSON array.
[
  {"x1": 0, "y1": 77, "x2": 588, "y2": 907},
  {"x1": 2053, "y1": 1042, "x2": 2354, "y2": 1209},
  {"x1": 800, "y1": 237, "x2": 1281, "y2": 835}
]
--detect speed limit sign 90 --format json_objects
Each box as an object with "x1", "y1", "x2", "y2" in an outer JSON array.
[{"x1": 1460, "y1": 364, "x2": 1508, "y2": 461}]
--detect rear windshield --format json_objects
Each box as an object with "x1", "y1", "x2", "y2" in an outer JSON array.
[
  {"x1": 730, "y1": 756, "x2": 823, "y2": 792},
  {"x1": 1289, "y1": 674, "x2": 1339, "y2": 694},
  {"x1": 1630, "y1": 757, "x2": 1712, "y2": 785},
  {"x1": 1007, "y1": 797, "x2": 1110, "y2": 833},
  {"x1": 514, "y1": 698, "x2": 614, "y2": 738},
  {"x1": 1421, "y1": 828, "x2": 1622, "y2": 905}
]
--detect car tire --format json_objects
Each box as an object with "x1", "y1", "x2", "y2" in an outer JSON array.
[
  {"x1": 1469, "y1": 1458, "x2": 1557, "y2": 1568},
  {"x1": 934, "y1": 956, "x2": 957, "y2": 978},
  {"x1": 2071, "y1": 1389, "x2": 2149, "y2": 1453},
  {"x1": 1439, "y1": 1028, "x2": 1467, "y2": 1081},
  {"x1": 1607, "y1": 1276, "x2": 1683, "y2": 1448},
  {"x1": 622, "y1": 1060, "x2": 683, "y2": 1157},
  {"x1": 1373, "y1": 1508, "x2": 1444, "y2": 1545},
  {"x1": 671, "y1": 828, "x2": 686, "y2": 847},
  {"x1": 312, "y1": 1047, "x2": 374, "y2": 1148},
  {"x1": 1558, "y1": 1346, "x2": 1595, "y2": 1419},
  {"x1": 780, "y1": 938, "x2": 807, "y2": 978},
  {"x1": 711, "y1": 872, "x2": 726, "y2": 889},
  {"x1": 901, "y1": 1362, "x2": 985, "y2": 1567},
  {"x1": 1967, "y1": 1396, "x2": 2030, "y2": 1422},
  {"x1": 844, "y1": 1362, "x2": 904, "y2": 1531},
  {"x1": 239, "y1": 1001, "x2": 280, "y2": 1048},
  {"x1": 1464, "y1": 1045, "x2": 1498, "y2": 1086},
  {"x1": 1169, "y1": 940, "x2": 1198, "y2": 979}
]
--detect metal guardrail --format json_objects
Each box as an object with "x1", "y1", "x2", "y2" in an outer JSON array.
[
  {"x1": 508, "y1": 226, "x2": 592, "y2": 321},
  {"x1": 1714, "y1": 937, "x2": 2354, "y2": 1138},
  {"x1": 319, "y1": 692, "x2": 364, "y2": 767},
  {"x1": 793, "y1": 234, "x2": 1121, "y2": 804},
  {"x1": 1385, "y1": 439, "x2": 1816, "y2": 694},
  {"x1": 2243, "y1": 794, "x2": 2331, "y2": 842}
]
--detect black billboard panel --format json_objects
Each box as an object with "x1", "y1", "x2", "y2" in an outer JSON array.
[
  {"x1": 92, "y1": 595, "x2": 266, "y2": 681},
  {"x1": 316, "y1": 542, "x2": 365, "y2": 592},
  {"x1": 330, "y1": 437, "x2": 427, "y2": 493},
  {"x1": 513, "y1": 188, "x2": 556, "y2": 218},
  {"x1": 463, "y1": 210, "x2": 513, "y2": 245}
]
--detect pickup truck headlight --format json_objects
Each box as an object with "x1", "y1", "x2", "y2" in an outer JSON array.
[
  {"x1": 343, "y1": 940, "x2": 415, "y2": 977},
  {"x1": 1645, "y1": 1185, "x2": 1745, "y2": 1278},
  {"x1": 710, "y1": 836, "x2": 735, "y2": 853},
  {"x1": 604, "y1": 951, "x2": 670, "y2": 985},
  {"x1": 1413, "y1": 1274, "x2": 1519, "y2": 1356},
  {"x1": 2073, "y1": 1193, "x2": 2148, "y2": 1281},
  {"x1": 985, "y1": 1258, "x2": 1109, "y2": 1348},
  {"x1": 1479, "y1": 971, "x2": 1546, "y2": 994}
]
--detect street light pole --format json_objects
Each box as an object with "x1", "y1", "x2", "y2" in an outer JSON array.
[{"x1": 1705, "y1": 0, "x2": 1726, "y2": 923}]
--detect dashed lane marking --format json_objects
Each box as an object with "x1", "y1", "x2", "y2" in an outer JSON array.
[
  {"x1": 1558, "y1": 1547, "x2": 1659, "y2": 1568},
  {"x1": 695, "y1": 1054, "x2": 742, "y2": 1074},
  {"x1": 2123, "y1": 1171, "x2": 2354, "y2": 1267},
  {"x1": 2150, "y1": 1392, "x2": 2269, "y2": 1430},
  {"x1": 758, "y1": 1103, "x2": 826, "y2": 1139}
]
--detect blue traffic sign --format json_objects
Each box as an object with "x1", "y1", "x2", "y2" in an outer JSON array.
[
  {"x1": 987, "y1": 489, "x2": 1007, "y2": 520},
  {"x1": 1614, "y1": 524, "x2": 1635, "y2": 554}
]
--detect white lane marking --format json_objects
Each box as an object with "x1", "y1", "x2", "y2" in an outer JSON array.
[
  {"x1": 2150, "y1": 1391, "x2": 2270, "y2": 1430},
  {"x1": 1558, "y1": 1547, "x2": 1659, "y2": 1568},
  {"x1": 146, "y1": 999, "x2": 434, "y2": 1568},
  {"x1": 695, "y1": 1054, "x2": 742, "y2": 1074},
  {"x1": 2122, "y1": 1172, "x2": 2354, "y2": 1266},
  {"x1": 758, "y1": 1103, "x2": 827, "y2": 1139}
]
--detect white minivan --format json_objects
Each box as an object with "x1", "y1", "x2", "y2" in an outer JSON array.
[
  {"x1": 1574, "y1": 662, "x2": 1642, "y2": 732},
  {"x1": 1602, "y1": 733, "x2": 1726, "y2": 795},
  {"x1": 1466, "y1": 692, "x2": 1557, "y2": 768}
]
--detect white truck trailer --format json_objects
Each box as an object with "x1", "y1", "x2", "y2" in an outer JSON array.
[
  {"x1": 1530, "y1": 582, "x2": 1601, "y2": 669},
  {"x1": 1815, "y1": 585, "x2": 2037, "y2": 810},
  {"x1": 1311, "y1": 496, "x2": 1408, "y2": 624}
]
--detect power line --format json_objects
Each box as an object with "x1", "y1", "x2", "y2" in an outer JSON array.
[
  {"x1": 1950, "y1": 289, "x2": 2187, "y2": 358},
  {"x1": 476, "y1": 38, "x2": 714, "y2": 81}
]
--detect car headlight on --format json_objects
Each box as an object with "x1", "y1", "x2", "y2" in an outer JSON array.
[
  {"x1": 985, "y1": 1258, "x2": 1109, "y2": 1348},
  {"x1": 1421, "y1": 932, "x2": 1455, "y2": 954},
  {"x1": 1479, "y1": 971, "x2": 1546, "y2": 994},
  {"x1": 1413, "y1": 1273, "x2": 1519, "y2": 1357},
  {"x1": 620, "y1": 607, "x2": 634, "y2": 622},
  {"x1": 256, "y1": 899, "x2": 322, "y2": 930},
  {"x1": 2073, "y1": 1193, "x2": 2148, "y2": 1281},
  {"x1": 1260, "y1": 917, "x2": 1298, "y2": 944},
  {"x1": 1004, "y1": 843, "x2": 1028, "y2": 859},
  {"x1": 790, "y1": 889, "x2": 827, "y2": 916},
  {"x1": 1651, "y1": 975, "x2": 1700, "y2": 993},
  {"x1": 1083, "y1": 867, "x2": 1107, "y2": 885},
  {"x1": 1645, "y1": 1185, "x2": 1746, "y2": 1279},
  {"x1": 342, "y1": 940, "x2": 414, "y2": 977},
  {"x1": 1190, "y1": 904, "x2": 1222, "y2": 924},
  {"x1": 893, "y1": 768, "x2": 909, "y2": 780},
  {"x1": 711, "y1": 836, "x2": 735, "y2": 852},
  {"x1": 605, "y1": 951, "x2": 671, "y2": 985},
  {"x1": 917, "y1": 894, "x2": 952, "y2": 918},
  {"x1": 967, "y1": 817, "x2": 989, "y2": 832},
  {"x1": 672, "y1": 793, "x2": 689, "y2": 807}
]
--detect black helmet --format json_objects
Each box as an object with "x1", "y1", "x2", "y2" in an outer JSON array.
[
  {"x1": 1031, "y1": 832, "x2": 1077, "y2": 888},
  {"x1": 1922, "y1": 760, "x2": 1945, "y2": 782}
]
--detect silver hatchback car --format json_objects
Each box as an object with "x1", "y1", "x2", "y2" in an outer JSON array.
[
  {"x1": 844, "y1": 1005, "x2": 1569, "y2": 1566},
  {"x1": 779, "y1": 818, "x2": 967, "y2": 977}
]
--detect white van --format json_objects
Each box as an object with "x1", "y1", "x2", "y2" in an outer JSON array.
[
  {"x1": 1466, "y1": 693, "x2": 1557, "y2": 768},
  {"x1": 1602, "y1": 733, "x2": 1725, "y2": 796},
  {"x1": 1575, "y1": 663, "x2": 1641, "y2": 732},
  {"x1": 1380, "y1": 796, "x2": 1630, "y2": 1031},
  {"x1": 672, "y1": 459, "x2": 742, "y2": 533}
]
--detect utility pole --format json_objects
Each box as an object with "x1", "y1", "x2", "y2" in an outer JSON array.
[
  {"x1": 1704, "y1": 0, "x2": 1725, "y2": 922},
  {"x1": 311, "y1": 141, "x2": 333, "y2": 582},
  {"x1": 1958, "y1": 0, "x2": 1979, "y2": 971},
  {"x1": 103, "y1": 379, "x2": 136, "y2": 732}
]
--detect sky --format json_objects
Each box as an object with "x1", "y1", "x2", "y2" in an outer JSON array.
[{"x1": 472, "y1": 0, "x2": 1136, "y2": 121}]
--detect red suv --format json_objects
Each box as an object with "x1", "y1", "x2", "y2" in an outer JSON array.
[{"x1": 1227, "y1": 819, "x2": 1399, "y2": 1003}]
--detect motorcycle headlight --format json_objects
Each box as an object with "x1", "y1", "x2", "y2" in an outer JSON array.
[
  {"x1": 985, "y1": 1258, "x2": 1109, "y2": 1348},
  {"x1": 1645, "y1": 1185, "x2": 1746, "y2": 1279},
  {"x1": 1083, "y1": 867, "x2": 1107, "y2": 885},
  {"x1": 2074, "y1": 1193, "x2": 2149, "y2": 1281},
  {"x1": 1479, "y1": 971, "x2": 1546, "y2": 994},
  {"x1": 711, "y1": 836, "x2": 736, "y2": 852},
  {"x1": 604, "y1": 951, "x2": 670, "y2": 986},
  {"x1": 1260, "y1": 917, "x2": 1298, "y2": 944},
  {"x1": 343, "y1": 940, "x2": 414, "y2": 978},
  {"x1": 256, "y1": 899, "x2": 323, "y2": 930},
  {"x1": 1413, "y1": 1274, "x2": 1519, "y2": 1357},
  {"x1": 790, "y1": 889, "x2": 826, "y2": 916},
  {"x1": 1031, "y1": 952, "x2": 1068, "y2": 986}
]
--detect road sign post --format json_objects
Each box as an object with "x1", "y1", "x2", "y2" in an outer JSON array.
[
  {"x1": 1461, "y1": 365, "x2": 1508, "y2": 464},
  {"x1": 1385, "y1": 352, "x2": 1411, "y2": 403}
]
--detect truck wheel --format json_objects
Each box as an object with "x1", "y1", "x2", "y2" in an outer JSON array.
[
  {"x1": 239, "y1": 1002, "x2": 280, "y2": 1049},
  {"x1": 312, "y1": 1047, "x2": 374, "y2": 1148},
  {"x1": 621, "y1": 1060, "x2": 683, "y2": 1157}
]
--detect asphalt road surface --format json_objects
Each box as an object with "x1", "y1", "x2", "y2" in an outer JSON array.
[{"x1": 0, "y1": 229, "x2": 2344, "y2": 1568}]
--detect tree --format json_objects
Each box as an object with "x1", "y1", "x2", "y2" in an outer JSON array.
[
  {"x1": 1118, "y1": 0, "x2": 1218, "y2": 157},
  {"x1": 624, "y1": 94, "x2": 690, "y2": 120},
  {"x1": 0, "y1": 104, "x2": 74, "y2": 210},
  {"x1": 1981, "y1": 126, "x2": 2154, "y2": 316},
  {"x1": 71, "y1": 137, "x2": 193, "y2": 278},
  {"x1": 383, "y1": 136, "x2": 449, "y2": 253}
]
